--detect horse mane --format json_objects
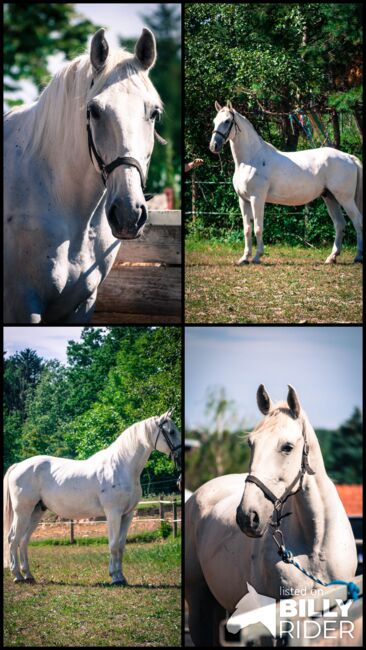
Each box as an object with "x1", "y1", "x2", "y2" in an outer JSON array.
[{"x1": 19, "y1": 44, "x2": 162, "y2": 162}]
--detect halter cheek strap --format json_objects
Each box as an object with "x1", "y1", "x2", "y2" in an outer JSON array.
[
  {"x1": 212, "y1": 109, "x2": 241, "y2": 143},
  {"x1": 245, "y1": 428, "x2": 315, "y2": 528},
  {"x1": 154, "y1": 419, "x2": 182, "y2": 466},
  {"x1": 86, "y1": 78, "x2": 166, "y2": 193},
  {"x1": 86, "y1": 108, "x2": 147, "y2": 188}
]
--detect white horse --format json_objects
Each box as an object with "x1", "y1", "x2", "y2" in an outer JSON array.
[
  {"x1": 4, "y1": 28, "x2": 164, "y2": 323},
  {"x1": 185, "y1": 385, "x2": 357, "y2": 646},
  {"x1": 210, "y1": 101, "x2": 363, "y2": 265},
  {"x1": 4, "y1": 413, "x2": 181, "y2": 585}
]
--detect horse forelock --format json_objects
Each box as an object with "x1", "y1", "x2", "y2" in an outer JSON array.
[{"x1": 23, "y1": 44, "x2": 162, "y2": 164}]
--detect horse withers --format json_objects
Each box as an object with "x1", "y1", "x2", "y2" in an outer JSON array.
[
  {"x1": 4, "y1": 28, "x2": 164, "y2": 323},
  {"x1": 185, "y1": 385, "x2": 357, "y2": 647},
  {"x1": 4, "y1": 413, "x2": 181, "y2": 585},
  {"x1": 210, "y1": 101, "x2": 363, "y2": 265}
]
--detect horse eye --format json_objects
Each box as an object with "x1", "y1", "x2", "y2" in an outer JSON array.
[
  {"x1": 282, "y1": 444, "x2": 293, "y2": 453},
  {"x1": 89, "y1": 104, "x2": 100, "y2": 120},
  {"x1": 151, "y1": 108, "x2": 161, "y2": 122}
]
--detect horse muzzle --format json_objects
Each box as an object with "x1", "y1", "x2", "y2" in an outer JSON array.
[
  {"x1": 107, "y1": 200, "x2": 148, "y2": 239},
  {"x1": 209, "y1": 136, "x2": 223, "y2": 154},
  {"x1": 236, "y1": 505, "x2": 266, "y2": 538}
]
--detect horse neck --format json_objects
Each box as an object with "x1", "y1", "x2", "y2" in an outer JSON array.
[
  {"x1": 112, "y1": 417, "x2": 157, "y2": 480},
  {"x1": 229, "y1": 112, "x2": 263, "y2": 166},
  {"x1": 290, "y1": 415, "x2": 341, "y2": 552}
]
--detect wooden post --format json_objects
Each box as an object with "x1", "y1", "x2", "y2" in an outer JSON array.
[
  {"x1": 70, "y1": 520, "x2": 75, "y2": 544},
  {"x1": 173, "y1": 498, "x2": 177, "y2": 538},
  {"x1": 159, "y1": 495, "x2": 164, "y2": 522},
  {"x1": 192, "y1": 171, "x2": 196, "y2": 223}
]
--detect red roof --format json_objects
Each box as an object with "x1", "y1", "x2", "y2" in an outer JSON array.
[{"x1": 335, "y1": 485, "x2": 362, "y2": 516}]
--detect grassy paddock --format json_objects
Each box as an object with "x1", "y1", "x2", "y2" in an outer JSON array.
[
  {"x1": 4, "y1": 538, "x2": 181, "y2": 647},
  {"x1": 185, "y1": 240, "x2": 362, "y2": 323}
]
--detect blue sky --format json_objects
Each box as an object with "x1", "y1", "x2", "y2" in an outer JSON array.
[
  {"x1": 4, "y1": 327, "x2": 100, "y2": 365},
  {"x1": 185, "y1": 327, "x2": 362, "y2": 429},
  {"x1": 6, "y1": 3, "x2": 181, "y2": 106}
]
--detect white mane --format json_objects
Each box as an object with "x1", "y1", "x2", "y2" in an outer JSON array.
[{"x1": 11, "y1": 46, "x2": 162, "y2": 162}]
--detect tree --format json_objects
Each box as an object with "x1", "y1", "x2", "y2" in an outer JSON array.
[
  {"x1": 4, "y1": 4, "x2": 97, "y2": 106},
  {"x1": 120, "y1": 4, "x2": 181, "y2": 200},
  {"x1": 185, "y1": 3, "x2": 362, "y2": 245}
]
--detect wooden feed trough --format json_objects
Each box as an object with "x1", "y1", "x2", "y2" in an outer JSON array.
[{"x1": 92, "y1": 210, "x2": 181, "y2": 323}]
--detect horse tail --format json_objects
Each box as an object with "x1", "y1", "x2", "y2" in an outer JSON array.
[
  {"x1": 352, "y1": 155, "x2": 363, "y2": 215},
  {"x1": 3, "y1": 464, "x2": 17, "y2": 568}
]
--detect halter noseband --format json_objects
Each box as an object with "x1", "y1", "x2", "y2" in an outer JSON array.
[
  {"x1": 154, "y1": 418, "x2": 182, "y2": 466},
  {"x1": 245, "y1": 425, "x2": 315, "y2": 529},
  {"x1": 212, "y1": 109, "x2": 241, "y2": 144}
]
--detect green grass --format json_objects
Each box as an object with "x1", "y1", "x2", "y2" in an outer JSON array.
[
  {"x1": 4, "y1": 538, "x2": 181, "y2": 647},
  {"x1": 185, "y1": 240, "x2": 362, "y2": 323}
]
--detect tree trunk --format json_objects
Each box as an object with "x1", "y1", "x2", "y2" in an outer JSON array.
[
  {"x1": 354, "y1": 109, "x2": 363, "y2": 138},
  {"x1": 332, "y1": 110, "x2": 341, "y2": 149}
]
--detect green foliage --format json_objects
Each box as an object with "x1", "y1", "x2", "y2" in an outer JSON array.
[
  {"x1": 116, "y1": 4, "x2": 182, "y2": 202},
  {"x1": 3, "y1": 327, "x2": 181, "y2": 495},
  {"x1": 160, "y1": 520, "x2": 173, "y2": 538},
  {"x1": 4, "y1": 4, "x2": 97, "y2": 99},
  {"x1": 185, "y1": 3, "x2": 362, "y2": 245}
]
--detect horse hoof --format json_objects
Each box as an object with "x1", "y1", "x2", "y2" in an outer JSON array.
[
  {"x1": 325, "y1": 257, "x2": 336, "y2": 264},
  {"x1": 354, "y1": 257, "x2": 363, "y2": 264},
  {"x1": 252, "y1": 259, "x2": 261, "y2": 265},
  {"x1": 236, "y1": 258, "x2": 250, "y2": 265},
  {"x1": 24, "y1": 576, "x2": 36, "y2": 583},
  {"x1": 111, "y1": 577, "x2": 128, "y2": 586},
  {"x1": 13, "y1": 576, "x2": 26, "y2": 583}
]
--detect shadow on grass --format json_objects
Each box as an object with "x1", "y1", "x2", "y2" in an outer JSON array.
[{"x1": 15, "y1": 578, "x2": 181, "y2": 589}]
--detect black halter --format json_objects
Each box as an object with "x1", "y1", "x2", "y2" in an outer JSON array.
[
  {"x1": 86, "y1": 78, "x2": 153, "y2": 190},
  {"x1": 212, "y1": 109, "x2": 241, "y2": 144},
  {"x1": 154, "y1": 418, "x2": 182, "y2": 467},
  {"x1": 86, "y1": 115, "x2": 146, "y2": 190},
  {"x1": 245, "y1": 428, "x2": 315, "y2": 529}
]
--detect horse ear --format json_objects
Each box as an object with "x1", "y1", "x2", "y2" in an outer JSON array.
[
  {"x1": 215, "y1": 100, "x2": 222, "y2": 112},
  {"x1": 257, "y1": 384, "x2": 272, "y2": 415},
  {"x1": 287, "y1": 385, "x2": 301, "y2": 419},
  {"x1": 135, "y1": 28, "x2": 156, "y2": 71},
  {"x1": 90, "y1": 28, "x2": 109, "y2": 73},
  {"x1": 227, "y1": 100, "x2": 233, "y2": 110}
]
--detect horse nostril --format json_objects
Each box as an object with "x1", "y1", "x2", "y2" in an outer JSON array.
[
  {"x1": 249, "y1": 511, "x2": 259, "y2": 528},
  {"x1": 136, "y1": 204, "x2": 147, "y2": 230},
  {"x1": 108, "y1": 204, "x2": 119, "y2": 231}
]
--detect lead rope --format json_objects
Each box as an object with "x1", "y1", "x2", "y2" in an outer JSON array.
[{"x1": 272, "y1": 518, "x2": 360, "y2": 601}]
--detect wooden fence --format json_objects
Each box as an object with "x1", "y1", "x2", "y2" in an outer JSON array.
[
  {"x1": 92, "y1": 210, "x2": 181, "y2": 323},
  {"x1": 34, "y1": 497, "x2": 181, "y2": 543},
  {"x1": 218, "y1": 574, "x2": 363, "y2": 647}
]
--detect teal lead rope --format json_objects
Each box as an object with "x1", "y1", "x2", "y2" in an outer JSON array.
[{"x1": 273, "y1": 529, "x2": 360, "y2": 601}]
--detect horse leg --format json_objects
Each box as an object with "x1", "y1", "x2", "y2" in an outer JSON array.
[
  {"x1": 237, "y1": 197, "x2": 252, "y2": 265},
  {"x1": 106, "y1": 510, "x2": 125, "y2": 585},
  {"x1": 62, "y1": 290, "x2": 98, "y2": 324},
  {"x1": 19, "y1": 503, "x2": 45, "y2": 581},
  {"x1": 251, "y1": 197, "x2": 265, "y2": 263},
  {"x1": 8, "y1": 511, "x2": 34, "y2": 582},
  {"x1": 322, "y1": 193, "x2": 346, "y2": 264},
  {"x1": 334, "y1": 196, "x2": 363, "y2": 263},
  {"x1": 117, "y1": 511, "x2": 135, "y2": 585},
  {"x1": 187, "y1": 578, "x2": 226, "y2": 647}
]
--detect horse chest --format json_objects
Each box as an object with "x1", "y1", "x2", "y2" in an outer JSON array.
[{"x1": 234, "y1": 164, "x2": 267, "y2": 200}]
